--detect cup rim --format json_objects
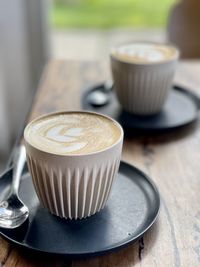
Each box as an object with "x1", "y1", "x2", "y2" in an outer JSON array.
[
  {"x1": 110, "y1": 41, "x2": 180, "y2": 65},
  {"x1": 24, "y1": 110, "x2": 124, "y2": 157}
]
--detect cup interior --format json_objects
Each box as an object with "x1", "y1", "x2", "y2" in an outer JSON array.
[
  {"x1": 24, "y1": 110, "x2": 124, "y2": 157},
  {"x1": 110, "y1": 42, "x2": 180, "y2": 65}
]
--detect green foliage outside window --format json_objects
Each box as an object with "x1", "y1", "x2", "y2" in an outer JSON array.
[{"x1": 52, "y1": 0, "x2": 175, "y2": 28}]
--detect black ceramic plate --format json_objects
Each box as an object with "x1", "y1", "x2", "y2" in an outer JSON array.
[
  {"x1": 83, "y1": 84, "x2": 200, "y2": 132},
  {"x1": 0, "y1": 162, "x2": 160, "y2": 258}
]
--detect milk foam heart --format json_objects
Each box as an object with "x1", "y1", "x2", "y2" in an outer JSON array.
[{"x1": 24, "y1": 112, "x2": 121, "y2": 155}]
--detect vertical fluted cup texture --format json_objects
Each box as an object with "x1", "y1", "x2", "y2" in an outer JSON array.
[
  {"x1": 24, "y1": 111, "x2": 123, "y2": 219},
  {"x1": 111, "y1": 43, "x2": 179, "y2": 115}
]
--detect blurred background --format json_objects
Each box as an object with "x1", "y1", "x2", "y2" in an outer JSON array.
[
  {"x1": 0, "y1": 0, "x2": 199, "y2": 170},
  {"x1": 51, "y1": 0, "x2": 173, "y2": 59}
]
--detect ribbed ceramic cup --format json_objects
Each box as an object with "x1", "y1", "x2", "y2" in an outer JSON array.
[
  {"x1": 24, "y1": 111, "x2": 123, "y2": 220},
  {"x1": 111, "y1": 43, "x2": 179, "y2": 115}
]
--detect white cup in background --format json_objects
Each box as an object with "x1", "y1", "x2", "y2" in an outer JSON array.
[{"x1": 111, "y1": 42, "x2": 179, "y2": 115}]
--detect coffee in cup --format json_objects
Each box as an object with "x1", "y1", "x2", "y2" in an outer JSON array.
[
  {"x1": 24, "y1": 111, "x2": 123, "y2": 219},
  {"x1": 111, "y1": 42, "x2": 179, "y2": 115}
]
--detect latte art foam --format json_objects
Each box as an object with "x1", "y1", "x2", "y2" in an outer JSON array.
[
  {"x1": 111, "y1": 43, "x2": 178, "y2": 64},
  {"x1": 25, "y1": 112, "x2": 121, "y2": 155}
]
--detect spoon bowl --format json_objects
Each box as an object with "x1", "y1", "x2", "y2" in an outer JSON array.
[
  {"x1": 0, "y1": 194, "x2": 29, "y2": 229},
  {"x1": 87, "y1": 80, "x2": 113, "y2": 107},
  {"x1": 0, "y1": 146, "x2": 29, "y2": 229}
]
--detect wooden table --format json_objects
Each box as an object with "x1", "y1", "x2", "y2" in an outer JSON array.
[{"x1": 1, "y1": 60, "x2": 200, "y2": 267}]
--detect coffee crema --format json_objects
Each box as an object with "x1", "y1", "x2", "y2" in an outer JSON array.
[
  {"x1": 111, "y1": 43, "x2": 178, "y2": 64},
  {"x1": 24, "y1": 112, "x2": 121, "y2": 155}
]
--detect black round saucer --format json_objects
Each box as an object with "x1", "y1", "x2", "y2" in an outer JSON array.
[
  {"x1": 0, "y1": 162, "x2": 160, "y2": 258},
  {"x1": 82, "y1": 84, "x2": 200, "y2": 132}
]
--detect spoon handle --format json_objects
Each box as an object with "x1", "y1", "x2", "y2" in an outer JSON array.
[
  {"x1": 11, "y1": 146, "x2": 26, "y2": 196},
  {"x1": 104, "y1": 80, "x2": 114, "y2": 92}
]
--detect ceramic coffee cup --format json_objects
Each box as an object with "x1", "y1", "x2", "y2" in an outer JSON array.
[
  {"x1": 110, "y1": 42, "x2": 179, "y2": 115},
  {"x1": 24, "y1": 111, "x2": 123, "y2": 219}
]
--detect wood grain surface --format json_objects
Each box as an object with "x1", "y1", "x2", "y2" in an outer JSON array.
[{"x1": 1, "y1": 60, "x2": 200, "y2": 267}]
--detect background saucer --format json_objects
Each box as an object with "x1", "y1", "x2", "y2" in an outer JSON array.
[{"x1": 82, "y1": 85, "x2": 200, "y2": 132}]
